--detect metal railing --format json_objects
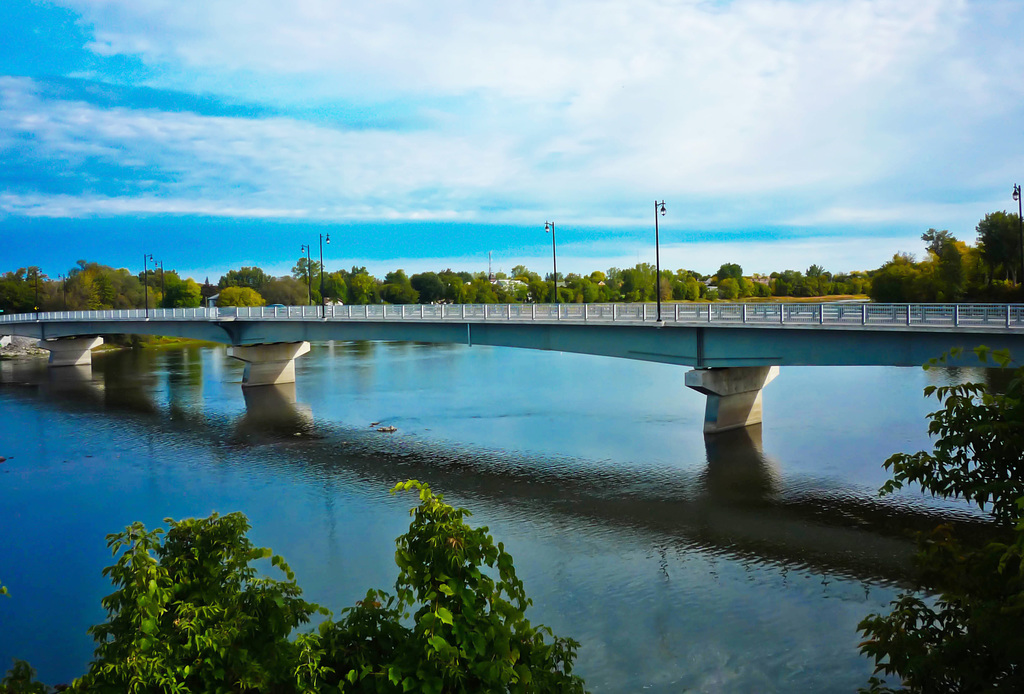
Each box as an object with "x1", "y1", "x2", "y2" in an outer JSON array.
[{"x1": 2, "y1": 303, "x2": 1024, "y2": 330}]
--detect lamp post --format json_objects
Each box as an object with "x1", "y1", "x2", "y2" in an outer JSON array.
[
  {"x1": 319, "y1": 232, "x2": 330, "y2": 316},
  {"x1": 300, "y1": 244, "x2": 312, "y2": 306},
  {"x1": 1014, "y1": 184, "x2": 1023, "y2": 285},
  {"x1": 544, "y1": 221, "x2": 558, "y2": 304},
  {"x1": 159, "y1": 260, "x2": 165, "y2": 306},
  {"x1": 654, "y1": 200, "x2": 667, "y2": 322},
  {"x1": 58, "y1": 273, "x2": 67, "y2": 310},
  {"x1": 143, "y1": 254, "x2": 153, "y2": 318},
  {"x1": 33, "y1": 268, "x2": 40, "y2": 317}
]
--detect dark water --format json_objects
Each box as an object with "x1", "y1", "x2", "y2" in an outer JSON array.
[{"x1": 0, "y1": 342, "x2": 992, "y2": 691}]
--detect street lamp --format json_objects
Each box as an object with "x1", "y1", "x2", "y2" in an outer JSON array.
[
  {"x1": 1014, "y1": 184, "x2": 1022, "y2": 285},
  {"x1": 143, "y1": 254, "x2": 154, "y2": 318},
  {"x1": 158, "y1": 260, "x2": 165, "y2": 306},
  {"x1": 58, "y1": 273, "x2": 67, "y2": 310},
  {"x1": 319, "y1": 232, "x2": 330, "y2": 316},
  {"x1": 544, "y1": 221, "x2": 558, "y2": 304},
  {"x1": 654, "y1": 200, "x2": 667, "y2": 323},
  {"x1": 300, "y1": 244, "x2": 312, "y2": 306},
  {"x1": 33, "y1": 267, "x2": 40, "y2": 317}
]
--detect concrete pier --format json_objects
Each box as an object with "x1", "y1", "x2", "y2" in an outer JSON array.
[
  {"x1": 685, "y1": 366, "x2": 779, "y2": 434},
  {"x1": 227, "y1": 341, "x2": 310, "y2": 387},
  {"x1": 38, "y1": 336, "x2": 104, "y2": 367}
]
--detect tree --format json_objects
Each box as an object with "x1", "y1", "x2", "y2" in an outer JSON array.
[
  {"x1": 261, "y1": 277, "x2": 308, "y2": 306},
  {"x1": 317, "y1": 481, "x2": 586, "y2": 693},
  {"x1": 162, "y1": 277, "x2": 202, "y2": 308},
  {"x1": 977, "y1": 211, "x2": 1022, "y2": 283},
  {"x1": 717, "y1": 263, "x2": 743, "y2": 282},
  {"x1": 381, "y1": 270, "x2": 419, "y2": 304},
  {"x1": 218, "y1": 267, "x2": 271, "y2": 291},
  {"x1": 858, "y1": 347, "x2": 1024, "y2": 693},
  {"x1": 717, "y1": 277, "x2": 739, "y2": 300},
  {"x1": 869, "y1": 255, "x2": 925, "y2": 303},
  {"x1": 217, "y1": 286, "x2": 265, "y2": 307},
  {"x1": 70, "y1": 513, "x2": 321, "y2": 693},
  {"x1": 291, "y1": 257, "x2": 322, "y2": 284},
  {"x1": 806, "y1": 265, "x2": 825, "y2": 296},
  {"x1": 12, "y1": 484, "x2": 586, "y2": 693},
  {"x1": 410, "y1": 272, "x2": 445, "y2": 303},
  {"x1": 347, "y1": 272, "x2": 379, "y2": 305},
  {"x1": 922, "y1": 228, "x2": 956, "y2": 256}
]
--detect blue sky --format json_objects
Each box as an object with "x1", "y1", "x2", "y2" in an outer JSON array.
[{"x1": 1, "y1": 0, "x2": 1022, "y2": 282}]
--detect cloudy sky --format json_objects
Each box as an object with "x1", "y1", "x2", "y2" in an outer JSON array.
[{"x1": 1, "y1": 0, "x2": 1022, "y2": 281}]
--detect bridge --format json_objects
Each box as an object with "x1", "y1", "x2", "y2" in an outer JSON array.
[{"x1": 4, "y1": 301, "x2": 1024, "y2": 433}]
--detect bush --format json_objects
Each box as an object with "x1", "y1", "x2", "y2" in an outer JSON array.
[
  {"x1": 8, "y1": 482, "x2": 586, "y2": 693},
  {"x1": 858, "y1": 347, "x2": 1024, "y2": 693}
]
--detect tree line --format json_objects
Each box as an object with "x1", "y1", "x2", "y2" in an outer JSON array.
[{"x1": 1, "y1": 209, "x2": 1019, "y2": 313}]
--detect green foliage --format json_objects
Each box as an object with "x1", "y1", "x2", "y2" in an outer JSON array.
[
  {"x1": 7, "y1": 486, "x2": 584, "y2": 693},
  {"x1": 717, "y1": 277, "x2": 738, "y2": 300},
  {"x1": 716, "y1": 263, "x2": 742, "y2": 282},
  {"x1": 218, "y1": 267, "x2": 271, "y2": 292},
  {"x1": 318, "y1": 481, "x2": 586, "y2": 693},
  {"x1": 346, "y1": 272, "x2": 379, "y2": 305},
  {"x1": 262, "y1": 277, "x2": 312, "y2": 306},
  {"x1": 217, "y1": 286, "x2": 266, "y2": 307},
  {"x1": 858, "y1": 348, "x2": 1024, "y2": 692},
  {"x1": 1, "y1": 659, "x2": 48, "y2": 694},
  {"x1": 410, "y1": 272, "x2": 445, "y2": 304},
  {"x1": 381, "y1": 270, "x2": 420, "y2": 304},
  {"x1": 878, "y1": 346, "x2": 1024, "y2": 523},
  {"x1": 977, "y1": 211, "x2": 1022, "y2": 283},
  {"x1": 70, "y1": 512, "x2": 323, "y2": 693},
  {"x1": 162, "y1": 276, "x2": 203, "y2": 309}
]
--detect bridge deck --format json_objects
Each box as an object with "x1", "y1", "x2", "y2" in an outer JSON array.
[{"x1": 4, "y1": 302, "x2": 1024, "y2": 367}]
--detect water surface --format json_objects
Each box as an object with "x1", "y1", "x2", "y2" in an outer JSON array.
[{"x1": 0, "y1": 342, "x2": 991, "y2": 691}]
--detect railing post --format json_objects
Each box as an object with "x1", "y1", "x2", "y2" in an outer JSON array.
[
  {"x1": 742, "y1": 304, "x2": 747, "y2": 324},
  {"x1": 507, "y1": 303, "x2": 511, "y2": 320},
  {"x1": 532, "y1": 304, "x2": 536, "y2": 320},
  {"x1": 954, "y1": 304, "x2": 959, "y2": 327},
  {"x1": 643, "y1": 304, "x2": 647, "y2": 321},
  {"x1": 1008, "y1": 305, "x2": 1012, "y2": 329},
  {"x1": 708, "y1": 303, "x2": 712, "y2": 322},
  {"x1": 906, "y1": 304, "x2": 911, "y2": 326},
  {"x1": 819, "y1": 304, "x2": 824, "y2": 325},
  {"x1": 584, "y1": 304, "x2": 588, "y2": 321},
  {"x1": 861, "y1": 304, "x2": 866, "y2": 325},
  {"x1": 612, "y1": 304, "x2": 617, "y2": 321},
  {"x1": 675, "y1": 304, "x2": 679, "y2": 322},
  {"x1": 421, "y1": 304, "x2": 425, "y2": 319},
  {"x1": 461, "y1": 304, "x2": 465, "y2": 319},
  {"x1": 779, "y1": 304, "x2": 784, "y2": 325}
]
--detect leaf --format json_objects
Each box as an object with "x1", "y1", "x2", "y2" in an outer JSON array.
[
  {"x1": 428, "y1": 634, "x2": 448, "y2": 652},
  {"x1": 437, "y1": 607, "x2": 454, "y2": 625}
]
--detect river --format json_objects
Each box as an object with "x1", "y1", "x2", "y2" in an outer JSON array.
[{"x1": 0, "y1": 341, "x2": 992, "y2": 691}]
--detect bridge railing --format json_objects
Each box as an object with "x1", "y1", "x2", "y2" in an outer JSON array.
[{"x1": 3, "y1": 303, "x2": 1024, "y2": 330}]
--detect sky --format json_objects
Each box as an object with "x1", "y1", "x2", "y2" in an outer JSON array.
[{"x1": 1, "y1": 0, "x2": 1022, "y2": 282}]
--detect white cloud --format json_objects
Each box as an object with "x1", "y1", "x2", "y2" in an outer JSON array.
[{"x1": 7, "y1": 1, "x2": 1024, "y2": 233}]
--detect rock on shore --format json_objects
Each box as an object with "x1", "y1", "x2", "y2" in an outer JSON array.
[{"x1": 0, "y1": 335, "x2": 48, "y2": 359}]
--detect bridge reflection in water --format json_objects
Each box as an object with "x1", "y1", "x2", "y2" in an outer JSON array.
[{"x1": 0, "y1": 352, "x2": 992, "y2": 589}]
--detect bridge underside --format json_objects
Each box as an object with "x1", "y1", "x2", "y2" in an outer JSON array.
[
  {"x1": 5, "y1": 318, "x2": 1023, "y2": 367},
  {"x1": 7, "y1": 317, "x2": 1024, "y2": 434}
]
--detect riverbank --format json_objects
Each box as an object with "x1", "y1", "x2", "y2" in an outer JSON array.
[
  {"x1": 0, "y1": 335, "x2": 48, "y2": 360},
  {"x1": 0, "y1": 335, "x2": 221, "y2": 360}
]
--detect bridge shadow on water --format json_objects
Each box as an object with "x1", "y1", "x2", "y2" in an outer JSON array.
[{"x1": 0, "y1": 352, "x2": 997, "y2": 590}]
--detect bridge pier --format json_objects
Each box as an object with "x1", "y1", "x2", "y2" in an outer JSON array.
[
  {"x1": 38, "y1": 336, "x2": 104, "y2": 367},
  {"x1": 685, "y1": 366, "x2": 779, "y2": 434},
  {"x1": 227, "y1": 341, "x2": 310, "y2": 387}
]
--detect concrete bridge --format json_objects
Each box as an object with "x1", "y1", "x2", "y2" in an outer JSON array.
[{"x1": 4, "y1": 301, "x2": 1024, "y2": 433}]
